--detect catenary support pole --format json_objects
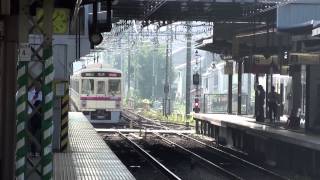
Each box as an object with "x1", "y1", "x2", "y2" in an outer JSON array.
[
  {"x1": 164, "y1": 29, "x2": 169, "y2": 116},
  {"x1": 128, "y1": 50, "x2": 131, "y2": 98},
  {"x1": 228, "y1": 73, "x2": 233, "y2": 114},
  {"x1": 186, "y1": 22, "x2": 192, "y2": 115},
  {"x1": 238, "y1": 60, "x2": 242, "y2": 115}
]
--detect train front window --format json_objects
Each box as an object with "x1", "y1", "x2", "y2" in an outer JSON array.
[
  {"x1": 108, "y1": 79, "x2": 121, "y2": 95},
  {"x1": 97, "y1": 81, "x2": 105, "y2": 94},
  {"x1": 81, "y1": 79, "x2": 94, "y2": 95}
]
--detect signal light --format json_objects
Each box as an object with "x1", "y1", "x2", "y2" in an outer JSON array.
[
  {"x1": 193, "y1": 73, "x2": 200, "y2": 85},
  {"x1": 193, "y1": 98, "x2": 200, "y2": 113}
]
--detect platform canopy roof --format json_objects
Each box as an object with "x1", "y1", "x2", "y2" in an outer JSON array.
[{"x1": 76, "y1": 0, "x2": 297, "y2": 22}]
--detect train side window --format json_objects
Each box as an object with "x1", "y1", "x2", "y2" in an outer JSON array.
[
  {"x1": 97, "y1": 81, "x2": 105, "y2": 94},
  {"x1": 81, "y1": 79, "x2": 94, "y2": 95}
]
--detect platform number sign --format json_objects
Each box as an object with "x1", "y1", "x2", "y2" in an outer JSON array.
[
  {"x1": 36, "y1": 8, "x2": 70, "y2": 34},
  {"x1": 18, "y1": 43, "x2": 32, "y2": 61}
]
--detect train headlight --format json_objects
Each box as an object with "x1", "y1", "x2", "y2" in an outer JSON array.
[{"x1": 81, "y1": 100, "x2": 87, "y2": 107}]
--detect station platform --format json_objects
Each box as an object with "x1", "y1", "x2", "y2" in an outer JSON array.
[
  {"x1": 193, "y1": 113, "x2": 320, "y2": 177},
  {"x1": 193, "y1": 113, "x2": 320, "y2": 151},
  {"x1": 53, "y1": 112, "x2": 135, "y2": 180}
]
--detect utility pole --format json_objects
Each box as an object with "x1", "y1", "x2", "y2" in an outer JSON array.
[
  {"x1": 164, "y1": 26, "x2": 169, "y2": 116},
  {"x1": 127, "y1": 50, "x2": 131, "y2": 98},
  {"x1": 169, "y1": 24, "x2": 173, "y2": 114},
  {"x1": 186, "y1": 22, "x2": 192, "y2": 115},
  {"x1": 154, "y1": 36, "x2": 159, "y2": 99},
  {"x1": 118, "y1": 38, "x2": 122, "y2": 69},
  {"x1": 152, "y1": 45, "x2": 155, "y2": 99}
]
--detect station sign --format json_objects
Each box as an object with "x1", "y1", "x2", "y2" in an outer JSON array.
[
  {"x1": 289, "y1": 53, "x2": 320, "y2": 65},
  {"x1": 220, "y1": 55, "x2": 233, "y2": 60},
  {"x1": 81, "y1": 72, "x2": 121, "y2": 77},
  {"x1": 18, "y1": 43, "x2": 32, "y2": 61},
  {"x1": 54, "y1": 81, "x2": 66, "y2": 97},
  {"x1": 243, "y1": 55, "x2": 280, "y2": 74}
]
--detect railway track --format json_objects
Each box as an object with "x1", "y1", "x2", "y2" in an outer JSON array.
[
  {"x1": 104, "y1": 131, "x2": 289, "y2": 180},
  {"x1": 117, "y1": 109, "x2": 291, "y2": 180},
  {"x1": 121, "y1": 109, "x2": 190, "y2": 130},
  {"x1": 117, "y1": 131, "x2": 181, "y2": 180},
  {"x1": 104, "y1": 131, "x2": 231, "y2": 180},
  {"x1": 156, "y1": 133, "x2": 289, "y2": 180}
]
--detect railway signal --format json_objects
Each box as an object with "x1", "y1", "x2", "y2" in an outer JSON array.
[
  {"x1": 193, "y1": 73, "x2": 200, "y2": 85},
  {"x1": 193, "y1": 98, "x2": 200, "y2": 113}
]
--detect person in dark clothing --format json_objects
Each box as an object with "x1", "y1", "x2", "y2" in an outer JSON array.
[
  {"x1": 29, "y1": 100, "x2": 42, "y2": 156},
  {"x1": 28, "y1": 81, "x2": 42, "y2": 157},
  {"x1": 268, "y1": 86, "x2": 279, "y2": 123},
  {"x1": 256, "y1": 85, "x2": 265, "y2": 122}
]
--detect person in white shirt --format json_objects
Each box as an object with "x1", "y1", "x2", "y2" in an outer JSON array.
[{"x1": 28, "y1": 81, "x2": 42, "y2": 114}]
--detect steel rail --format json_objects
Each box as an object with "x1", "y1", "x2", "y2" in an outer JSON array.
[
  {"x1": 121, "y1": 111, "x2": 166, "y2": 129},
  {"x1": 117, "y1": 131, "x2": 181, "y2": 180},
  {"x1": 122, "y1": 109, "x2": 288, "y2": 180},
  {"x1": 177, "y1": 133, "x2": 290, "y2": 180},
  {"x1": 153, "y1": 133, "x2": 243, "y2": 180},
  {"x1": 122, "y1": 109, "x2": 169, "y2": 129},
  {"x1": 123, "y1": 109, "x2": 190, "y2": 130}
]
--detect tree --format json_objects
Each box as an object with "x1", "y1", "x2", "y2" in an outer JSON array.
[{"x1": 133, "y1": 42, "x2": 176, "y2": 100}]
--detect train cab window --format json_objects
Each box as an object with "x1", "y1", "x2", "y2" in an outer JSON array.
[
  {"x1": 97, "y1": 81, "x2": 106, "y2": 94},
  {"x1": 75, "y1": 80, "x2": 79, "y2": 93},
  {"x1": 108, "y1": 79, "x2": 121, "y2": 95},
  {"x1": 81, "y1": 79, "x2": 94, "y2": 95}
]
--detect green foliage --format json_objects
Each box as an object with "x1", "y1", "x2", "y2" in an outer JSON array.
[
  {"x1": 140, "y1": 110, "x2": 195, "y2": 126},
  {"x1": 104, "y1": 41, "x2": 176, "y2": 109},
  {"x1": 132, "y1": 42, "x2": 176, "y2": 100}
]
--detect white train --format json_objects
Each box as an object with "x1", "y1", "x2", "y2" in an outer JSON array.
[{"x1": 70, "y1": 64, "x2": 122, "y2": 123}]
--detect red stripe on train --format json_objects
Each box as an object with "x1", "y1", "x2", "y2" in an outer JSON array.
[{"x1": 80, "y1": 96, "x2": 121, "y2": 101}]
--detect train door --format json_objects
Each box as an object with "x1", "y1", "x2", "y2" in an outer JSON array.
[{"x1": 96, "y1": 79, "x2": 107, "y2": 109}]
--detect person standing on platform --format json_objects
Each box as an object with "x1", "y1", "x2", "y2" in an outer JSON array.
[
  {"x1": 256, "y1": 85, "x2": 265, "y2": 122},
  {"x1": 268, "y1": 86, "x2": 279, "y2": 123},
  {"x1": 28, "y1": 81, "x2": 42, "y2": 157}
]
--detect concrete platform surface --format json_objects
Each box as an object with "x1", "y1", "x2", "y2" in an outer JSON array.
[{"x1": 53, "y1": 112, "x2": 135, "y2": 180}]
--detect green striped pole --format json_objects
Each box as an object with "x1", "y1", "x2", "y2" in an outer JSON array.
[
  {"x1": 41, "y1": 0, "x2": 54, "y2": 179},
  {"x1": 16, "y1": 62, "x2": 28, "y2": 180},
  {"x1": 60, "y1": 84, "x2": 69, "y2": 152},
  {"x1": 42, "y1": 48, "x2": 54, "y2": 180},
  {"x1": 16, "y1": 0, "x2": 29, "y2": 178}
]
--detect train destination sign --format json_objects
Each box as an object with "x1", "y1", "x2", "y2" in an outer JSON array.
[{"x1": 81, "y1": 72, "x2": 121, "y2": 77}]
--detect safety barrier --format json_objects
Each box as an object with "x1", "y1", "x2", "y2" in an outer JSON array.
[{"x1": 60, "y1": 84, "x2": 69, "y2": 152}]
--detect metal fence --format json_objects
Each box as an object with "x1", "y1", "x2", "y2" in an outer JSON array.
[{"x1": 203, "y1": 94, "x2": 250, "y2": 114}]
